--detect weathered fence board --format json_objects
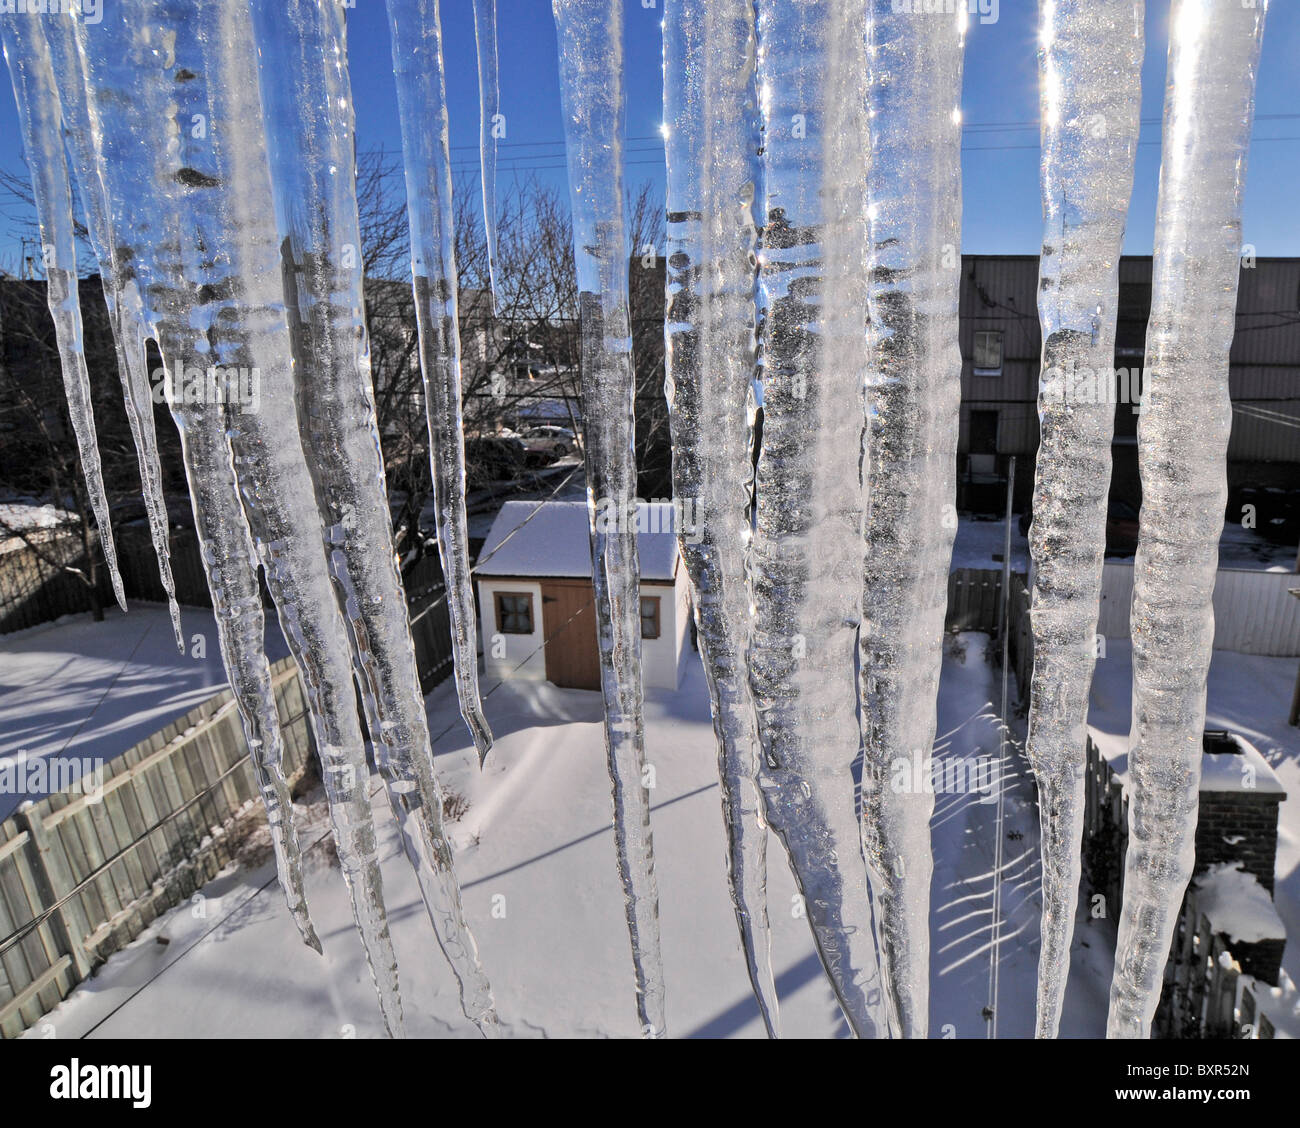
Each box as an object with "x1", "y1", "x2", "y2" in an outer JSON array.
[{"x1": 0, "y1": 550, "x2": 458, "y2": 1037}]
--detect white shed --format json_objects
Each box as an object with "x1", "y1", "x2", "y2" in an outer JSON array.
[{"x1": 475, "y1": 500, "x2": 694, "y2": 691}]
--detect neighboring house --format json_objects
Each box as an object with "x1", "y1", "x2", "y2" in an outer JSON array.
[
  {"x1": 475, "y1": 499, "x2": 693, "y2": 691},
  {"x1": 956, "y1": 255, "x2": 1300, "y2": 519}
]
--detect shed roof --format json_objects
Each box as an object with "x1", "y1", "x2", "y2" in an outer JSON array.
[{"x1": 475, "y1": 499, "x2": 680, "y2": 582}]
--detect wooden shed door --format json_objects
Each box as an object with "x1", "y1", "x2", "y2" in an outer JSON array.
[{"x1": 540, "y1": 579, "x2": 601, "y2": 690}]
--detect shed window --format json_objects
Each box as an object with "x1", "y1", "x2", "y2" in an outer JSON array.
[
  {"x1": 973, "y1": 330, "x2": 1003, "y2": 374},
  {"x1": 495, "y1": 592, "x2": 534, "y2": 634},
  {"x1": 640, "y1": 596, "x2": 661, "y2": 640}
]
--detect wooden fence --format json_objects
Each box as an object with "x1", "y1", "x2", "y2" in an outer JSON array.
[
  {"x1": 0, "y1": 535, "x2": 458, "y2": 1037},
  {"x1": 945, "y1": 568, "x2": 1034, "y2": 700},
  {"x1": 1085, "y1": 735, "x2": 1289, "y2": 1040},
  {"x1": 1083, "y1": 734, "x2": 1130, "y2": 923},
  {"x1": 0, "y1": 657, "x2": 315, "y2": 1038},
  {"x1": 1155, "y1": 894, "x2": 1245, "y2": 1039},
  {"x1": 0, "y1": 526, "x2": 216, "y2": 635},
  {"x1": 0, "y1": 530, "x2": 106, "y2": 634}
]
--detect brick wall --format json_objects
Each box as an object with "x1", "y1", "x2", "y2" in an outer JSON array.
[{"x1": 1194, "y1": 791, "x2": 1285, "y2": 894}]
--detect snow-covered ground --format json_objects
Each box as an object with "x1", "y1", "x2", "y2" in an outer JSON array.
[
  {"x1": 23, "y1": 631, "x2": 1113, "y2": 1039},
  {"x1": 1088, "y1": 639, "x2": 1300, "y2": 1034},
  {"x1": 0, "y1": 605, "x2": 287, "y2": 821},
  {"x1": 951, "y1": 515, "x2": 1029, "y2": 571},
  {"x1": 951, "y1": 513, "x2": 1296, "y2": 573}
]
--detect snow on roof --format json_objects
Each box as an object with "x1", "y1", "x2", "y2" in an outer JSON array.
[
  {"x1": 0, "y1": 501, "x2": 78, "y2": 556},
  {"x1": 476, "y1": 499, "x2": 680, "y2": 582},
  {"x1": 1091, "y1": 730, "x2": 1285, "y2": 797},
  {"x1": 1193, "y1": 864, "x2": 1286, "y2": 945},
  {"x1": 1200, "y1": 733, "x2": 1286, "y2": 796}
]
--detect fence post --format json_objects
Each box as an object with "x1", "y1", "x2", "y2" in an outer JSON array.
[{"x1": 14, "y1": 803, "x2": 92, "y2": 981}]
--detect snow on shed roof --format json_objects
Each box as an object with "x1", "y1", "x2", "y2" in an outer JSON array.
[{"x1": 476, "y1": 499, "x2": 680, "y2": 582}]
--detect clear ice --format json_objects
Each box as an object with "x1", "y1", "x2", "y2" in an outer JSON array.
[
  {"x1": 749, "y1": 0, "x2": 888, "y2": 1038},
  {"x1": 553, "y1": 0, "x2": 667, "y2": 1037},
  {"x1": 1108, "y1": 0, "x2": 1266, "y2": 1039},
  {"x1": 1026, "y1": 0, "x2": 1143, "y2": 1039},
  {"x1": 663, "y1": 0, "x2": 778, "y2": 1037},
  {"x1": 385, "y1": 0, "x2": 494, "y2": 765},
  {"x1": 859, "y1": 0, "x2": 967, "y2": 1041},
  {"x1": 255, "y1": 0, "x2": 496, "y2": 1035}
]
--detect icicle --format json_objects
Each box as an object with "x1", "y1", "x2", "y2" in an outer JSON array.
[
  {"x1": 166, "y1": 375, "x2": 323, "y2": 958},
  {"x1": 552, "y1": 0, "x2": 666, "y2": 1038},
  {"x1": 180, "y1": 0, "x2": 404, "y2": 1035},
  {"x1": 858, "y1": 2, "x2": 967, "y2": 1040},
  {"x1": 473, "y1": 0, "x2": 501, "y2": 309},
  {"x1": 62, "y1": 6, "x2": 320, "y2": 953},
  {"x1": 1108, "y1": 0, "x2": 1266, "y2": 1039},
  {"x1": 663, "y1": 0, "x2": 778, "y2": 1037},
  {"x1": 1025, "y1": 0, "x2": 1143, "y2": 1039},
  {"x1": 253, "y1": 0, "x2": 496, "y2": 1036},
  {"x1": 1, "y1": 16, "x2": 125, "y2": 613},
  {"x1": 43, "y1": 18, "x2": 184, "y2": 651},
  {"x1": 384, "y1": 0, "x2": 494, "y2": 766},
  {"x1": 750, "y1": 0, "x2": 888, "y2": 1038},
  {"x1": 68, "y1": 0, "x2": 406, "y2": 1034}
]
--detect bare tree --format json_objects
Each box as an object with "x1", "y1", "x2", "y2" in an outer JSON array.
[{"x1": 0, "y1": 157, "x2": 674, "y2": 596}]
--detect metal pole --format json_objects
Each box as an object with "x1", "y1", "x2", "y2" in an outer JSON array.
[
  {"x1": 1289, "y1": 589, "x2": 1300, "y2": 726},
  {"x1": 988, "y1": 455, "x2": 1015, "y2": 1039}
]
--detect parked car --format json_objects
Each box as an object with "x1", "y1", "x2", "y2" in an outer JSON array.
[{"x1": 519, "y1": 426, "x2": 579, "y2": 462}]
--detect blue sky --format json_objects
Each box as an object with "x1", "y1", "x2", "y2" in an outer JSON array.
[{"x1": 2, "y1": 0, "x2": 1299, "y2": 270}]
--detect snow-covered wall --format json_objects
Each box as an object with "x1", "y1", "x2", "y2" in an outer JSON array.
[
  {"x1": 478, "y1": 579, "x2": 547, "y2": 682},
  {"x1": 640, "y1": 578, "x2": 687, "y2": 690}
]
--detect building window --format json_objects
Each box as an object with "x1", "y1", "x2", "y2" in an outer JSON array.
[
  {"x1": 973, "y1": 330, "x2": 1003, "y2": 374},
  {"x1": 494, "y1": 592, "x2": 534, "y2": 634},
  {"x1": 640, "y1": 596, "x2": 661, "y2": 640}
]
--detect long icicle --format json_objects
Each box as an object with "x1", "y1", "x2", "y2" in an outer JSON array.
[
  {"x1": 65, "y1": 5, "x2": 320, "y2": 951},
  {"x1": 1108, "y1": 0, "x2": 1267, "y2": 1039},
  {"x1": 43, "y1": 17, "x2": 184, "y2": 651},
  {"x1": 121, "y1": 0, "x2": 405, "y2": 1033},
  {"x1": 254, "y1": 0, "x2": 496, "y2": 1035},
  {"x1": 1025, "y1": 0, "x2": 1143, "y2": 1039},
  {"x1": 663, "y1": 0, "x2": 778, "y2": 1037},
  {"x1": 859, "y1": 1, "x2": 967, "y2": 1041},
  {"x1": 385, "y1": 0, "x2": 494, "y2": 765},
  {"x1": 750, "y1": 0, "x2": 889, "y2": 1038},
  {"x1": 472, "y1": 0, "x2": 501, "y2": 310},
  {"x1": 552, "y1": 0, "x2": 666, "y2": 1037},
  {"x1": 45, "y1": 19, "x2": 182, "y2": 649},
  {"x1": 1, "y1": 15, "x2": 125, "y2": 613}
]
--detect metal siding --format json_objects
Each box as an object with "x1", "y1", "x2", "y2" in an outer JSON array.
[
  {"x1": 1098, "y1": 563, "x2": 1300, "y2": 656},
  {"x1": 957, "y1": 256, "x2": 1300, "y2": 463}
]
